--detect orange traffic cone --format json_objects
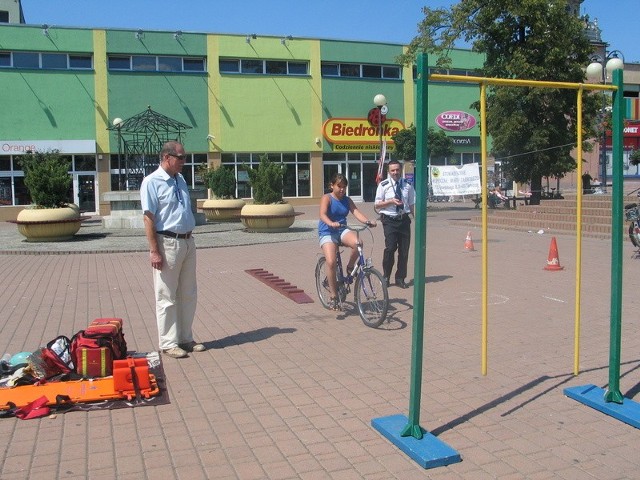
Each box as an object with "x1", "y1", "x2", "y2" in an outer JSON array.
[
  {"x1": 464, "y1": 231, "x2": 475, "y2": 252},
  {"x1": 544, "y1": 237, "x2": 564, "y2": 271}
]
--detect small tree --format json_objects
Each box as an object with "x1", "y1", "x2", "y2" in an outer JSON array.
[
  {"x1": 19, "y1": 150, "x2": 72, "y2": 208},
  {"x1": 630, "y1": 149, "x2": 640, "y2": 167},
  {"x1": 246, "y1": 154, "x2": 285, "y2": 204},
  {"x1": 391, "y1": 125, "x2": 455, "y2": 162},
  {"x1": 201, "y1": 165, "x2": 237, "y2": 199}
]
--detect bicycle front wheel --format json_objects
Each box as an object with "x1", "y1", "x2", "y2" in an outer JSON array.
[
  {"x1": 315, "y1": 256, "x2": 332, "y2": 309},
  {"x1": 354, "y1": 267, "x2": 388, "y2": 328}
]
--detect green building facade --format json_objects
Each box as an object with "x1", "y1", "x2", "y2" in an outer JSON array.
[{"x1": 0, "y1": 23, "x2": 484, "y2": 220}]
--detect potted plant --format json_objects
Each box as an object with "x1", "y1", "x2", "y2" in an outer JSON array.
[
  {"x1": 240, "y1": 154, "x2": 296, "y2": 232},
  {"x1": 13, "y1": 150, "x2": 83, "y2": 242},
  {"x1": 200, "y1": 165, "x2": 245, "y2": 222}
]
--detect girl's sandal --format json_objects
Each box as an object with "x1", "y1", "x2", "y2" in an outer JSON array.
[{"x1": 328, "y1": 297, "x2": 341, "y2": 312}]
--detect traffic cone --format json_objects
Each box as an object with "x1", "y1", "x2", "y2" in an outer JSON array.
[
  {"x1": 464, "y1": 231, "x2": 475, "y2": 252},
  {"x1": 544, "y1": 237, "x2": 564, "y2": 271}
]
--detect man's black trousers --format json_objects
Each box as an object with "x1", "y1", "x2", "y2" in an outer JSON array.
[{"x1": 381, "y1": 215, "x2": 411, "y2": 281}]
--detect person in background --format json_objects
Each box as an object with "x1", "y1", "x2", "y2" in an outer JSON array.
[
  {"x1": 489, "y1": 184, "x2": 508, "y2": 208},
  {"x1": 582, "y1": 172, "x2": 593, "y2": 194},
  {"x1": 374, "y1": 160, "x2": 416, "y2": 289},
  {"x1": 140, "y1": 141, "x2": 205, "y2": 359},
  {"x1": 318, "y1": 173, "x2": 376, "y2": 311}
]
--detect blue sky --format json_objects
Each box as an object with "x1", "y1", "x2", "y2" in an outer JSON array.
[{"x1": 21, "y1": 0, "x2": 639, "y2": 63}]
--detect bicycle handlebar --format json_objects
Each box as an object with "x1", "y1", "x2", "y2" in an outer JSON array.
[{"x1": 338, "y1": 222, "x2": 375, "y2": 231}]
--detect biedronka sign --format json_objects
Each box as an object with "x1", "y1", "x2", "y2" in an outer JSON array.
[{"x1": 322, "y1": 118, "x2": 405, "y2": 152}]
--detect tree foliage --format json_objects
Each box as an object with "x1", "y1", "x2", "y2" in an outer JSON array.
[
  {"x1": 246, "y1": 154, "x2": 285, "y2": 204},
  {"x1": 19, "y1": 150, "x2": 72, "y2": 208},
  {"x1": 201, "y1": 165, "x2": 237, "y2": 199},
  {"x1": 392, "y1": 125, "x2": 455, "y2": 162},
  {"x1": 398, "y1": 0, "x2": 600, "y2": 201}
]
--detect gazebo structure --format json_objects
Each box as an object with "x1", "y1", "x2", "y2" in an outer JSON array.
[
  {"x1": 108, "y1": 106, "x2": 192, "y2": 191},
  {"x1": 103, "y1": 107, "x2": 192, "y2": 229}
]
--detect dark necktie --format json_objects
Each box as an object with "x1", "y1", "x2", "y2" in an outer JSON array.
[{"x1": 395, "y1": 180, "x2": 402, "y2": 213}]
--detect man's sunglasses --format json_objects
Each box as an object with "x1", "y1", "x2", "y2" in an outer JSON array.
[{"x1": 168, "y1": 153, "x2": 187, "y2": 160}]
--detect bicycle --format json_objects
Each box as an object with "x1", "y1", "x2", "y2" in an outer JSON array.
[{"x1": 315, "y1": 223, "x2": 389, "y2": 328}]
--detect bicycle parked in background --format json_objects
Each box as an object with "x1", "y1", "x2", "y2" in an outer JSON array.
[{"x1": 315, "y1": 223, "x2": 389, "y2": 328}]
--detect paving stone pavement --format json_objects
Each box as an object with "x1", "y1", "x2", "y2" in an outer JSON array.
[{"x1": 1, "y1": 201, "x2": 639, "y2": 479}]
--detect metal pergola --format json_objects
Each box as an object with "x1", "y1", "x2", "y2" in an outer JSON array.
[{"x1": 107, "y1": 106, "x2": 192, "y2": 190}]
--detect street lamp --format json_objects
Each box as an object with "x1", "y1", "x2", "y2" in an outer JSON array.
[
  {"x1": 112, "y1": 117, "x2": 124, "y2": 190},
  {"x1": 373, "y1": 94, "x2": 387, "y2": 182},
  {"x1": 586, "y1": 50, "x2": 625, "y2": 193}
]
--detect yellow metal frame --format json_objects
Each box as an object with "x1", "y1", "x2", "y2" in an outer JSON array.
[{"x1": 430, "y1": 74, "x2": 618, "y2": 375}]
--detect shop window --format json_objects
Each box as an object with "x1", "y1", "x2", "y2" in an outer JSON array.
[
  {"x1": 0, "y1": 156, "x2": 10, "y2": 171},
  {"x1": 0, "y1": 11, "x2": 8, "y2": 23},
  {"x1": 13, "y1": 176, "x2": 30, "y2": 205},
  {"x1": 0, "y1": 177, "x2": 11, "y2": 205},
  {"x1": 321, "y1": 63, "x2": 338, "y2": 76},
  {"x1": 74, "y1": 155, "x2": 96, "y2": 171},
  {"x1": 0, "y1": 52, "x2": 9, "y2": 67},
  {"x1": 383, "y1": 66, "x2": 401, "y2": 79}
]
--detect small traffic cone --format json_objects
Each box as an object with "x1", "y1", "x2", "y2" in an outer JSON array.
[
  {"x1": 544, "y1": 237, "x2": 564, "y2": 271},
  {"x1": 464, "y1": 231, "x2": 475, "y2": 252}
]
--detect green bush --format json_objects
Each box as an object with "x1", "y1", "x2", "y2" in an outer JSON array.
[
  {"x1": 246, "y1": 155, "x2": 285, "y2": 204},
  {"x1": 202, "y1": 165, "x2": 237, "y2": 199},
  {"x1": 630, "y1": 149, "x2": 640, "y2": 167},
  {"x1": 19, "y1": 150, "x2": 72, "y2": 208}
]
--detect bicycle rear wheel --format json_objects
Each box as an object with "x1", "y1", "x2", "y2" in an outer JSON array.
[
  {"x1": 315, "y1": 256, "x2": 332, "y2": 308},
  {"x1": 354, "y1": 267, "x2": 388, "y2": 327}
]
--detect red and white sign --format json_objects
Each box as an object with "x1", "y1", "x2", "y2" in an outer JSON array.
[{"x1": 435, "y1": 111, "x2": 477, "y2": 132}]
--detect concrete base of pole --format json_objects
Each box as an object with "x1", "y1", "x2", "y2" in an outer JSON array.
[
  {"x1": 371, "y1": 414, "x2": 461, "y2": 469},
  {"x1": 564, "y1": 384, "x2": 640, "y2": 429}
]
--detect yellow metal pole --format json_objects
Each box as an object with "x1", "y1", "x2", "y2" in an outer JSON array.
[
  {"x1": 480, "y1": 82, "x2": 488, "y2": 376},
  {"x1": 430, "y1": 74, "x2": 617, "y2": 92},
  {"x1": 574, "y1": 87, "x2": 584, "y2": 376}
]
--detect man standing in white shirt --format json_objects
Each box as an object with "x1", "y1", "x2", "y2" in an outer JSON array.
[
  {"x1": 374, "y1": 160, "x2": 416, "y2": 288},
  {"x1": 140, "y1": 141, "x2": 205, "y2": 359}
]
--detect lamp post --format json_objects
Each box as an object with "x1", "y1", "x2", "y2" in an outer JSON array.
[
  {"x1": 586, "y1": 50, "x2": 624, "y2": 193},
  {"x1": 373, "y1": 94, "x2": 388, "y2": 183},
  {"x1": 112, "y1": 117, "x2": 124, "y2": 191}
]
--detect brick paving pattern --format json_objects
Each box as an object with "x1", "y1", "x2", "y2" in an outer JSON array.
[{"x1": 0, "y1": 201, "x2": 639, "y2": 479}]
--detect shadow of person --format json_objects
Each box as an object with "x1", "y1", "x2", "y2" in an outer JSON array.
[{"x1": 206, "y1": 326, "x2": 297, "y2": 349}]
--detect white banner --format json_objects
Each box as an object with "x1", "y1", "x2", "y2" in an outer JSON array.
[{"x1": 430, "y1": 163, "x2": 481, "y2": 196}]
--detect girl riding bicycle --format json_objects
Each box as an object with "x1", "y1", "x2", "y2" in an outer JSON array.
[{"x1": 318, "y1": 173, "x2": 376, "y2": 311}]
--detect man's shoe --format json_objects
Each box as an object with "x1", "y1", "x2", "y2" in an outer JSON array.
[
  {"x1": 396, "y1": 279, "x2": 410, "y2": 289},
  {"x1": 162, "y1": 347, "x2": 188, "y2": 359},
  {"x1": 179, "y1": 341, "x2": 206, "y2": 353}
]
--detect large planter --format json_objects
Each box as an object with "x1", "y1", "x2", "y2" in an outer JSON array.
[
  {"x1": 202, "y1": 198, "x2": 246, "y2": 222},
  {"x1": 240, "y1": 203, "x2": 296, "y2": 233},
  {"x1": 15, "y1": 204, "x2": 83, "y2": 242}
]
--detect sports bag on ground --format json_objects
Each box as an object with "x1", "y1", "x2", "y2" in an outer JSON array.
[{"x1": 71, "y1": 318, "x2": 127, "y2": 378}]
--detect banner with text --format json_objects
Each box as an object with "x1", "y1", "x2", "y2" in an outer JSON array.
[{"x1": 430, "y1": 163, "x2": 481, "y2": 196}]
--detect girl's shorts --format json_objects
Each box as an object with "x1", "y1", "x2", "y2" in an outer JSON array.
[{"x1": 319, "y1": 229, "x2": 348, "y2": 247}]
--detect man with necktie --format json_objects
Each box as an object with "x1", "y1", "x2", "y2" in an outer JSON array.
[{"x1": 374, "y1": 159, "x2": 416, "y2": 288}]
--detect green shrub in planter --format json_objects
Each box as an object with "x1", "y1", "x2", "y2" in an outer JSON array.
[
  {"x1": 19, "y1": 150, "x2": 72, "y2": 208},
  {"x1": 246, "y1": 154, "x2": 285, "y2": 204},
  {"x1": 201, "y1": 165, "x2": 237, "y2": 199}
]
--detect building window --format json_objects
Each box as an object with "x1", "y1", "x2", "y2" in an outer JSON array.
[
  {"x1": 107, "y1": 55, "x2": 205, "y2": 73},
  {"x1": 321, "y1": 62, "x2": 401, "y2": 80},
  {"x1": 0, "y1": 51, "x2": 93, "y2": 70},
  {"x1": 220, "y1": 58, "x2": 309, "y2": 76},
  {"x1": 221, "y1": 152, "x2": 311, "y2": 199}
]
